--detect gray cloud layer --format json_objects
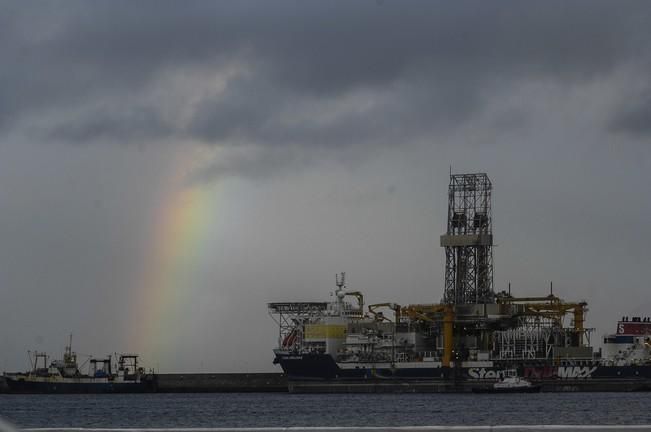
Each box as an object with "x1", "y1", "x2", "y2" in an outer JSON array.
[{"x1": 3, "y1": 1, "x2": 651, "y2": 179}]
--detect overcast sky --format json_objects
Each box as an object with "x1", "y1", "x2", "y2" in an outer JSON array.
[{"x1": 1, "y1": 1, "x2": 651, "y2": 373}]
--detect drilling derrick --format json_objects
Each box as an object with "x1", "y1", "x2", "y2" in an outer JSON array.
[
  {"x1": 440, "y1": 173, "x2": 494, "y2": 304},
  {"x1": 268, "y1": 170, "x2": 601, "y2": 387}
]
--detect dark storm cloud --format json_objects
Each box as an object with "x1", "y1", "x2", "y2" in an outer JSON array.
[
  {"x1": 49, "y1": 105, "x2": 175, "y2": 144},
  {"x1": 610, "y1": 91, "x2": 651, "y2": 136},
  {"x1": 2, "y1": 1, "x2": 651, "y2": 175}
]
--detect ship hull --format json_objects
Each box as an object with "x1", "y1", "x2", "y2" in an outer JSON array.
[
  {"x1": 4, "y1": 376, "x2": 156, "y2": 394},
  {"x1": 275, "y1": 353, "x2": 651, "y2": 383}
]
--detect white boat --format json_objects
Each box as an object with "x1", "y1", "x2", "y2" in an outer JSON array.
[{"x1": 472, "y1": 369, "x2": 541, "y2": 393}]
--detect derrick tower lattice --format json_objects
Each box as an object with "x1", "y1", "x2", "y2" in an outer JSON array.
[{"x1": 440, "y1": 173, "x2": 494, "y2": 304}]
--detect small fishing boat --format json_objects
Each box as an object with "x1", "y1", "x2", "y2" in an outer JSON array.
[
  {"x1": 2, "y1": 335, "x2": 156, "y2": 393},
  {"x1": 472, "y1": 369, "x2": 541, "y2": 393}
]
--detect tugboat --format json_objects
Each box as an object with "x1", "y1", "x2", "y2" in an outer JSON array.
[
  {"x1": 472, "y1": 370, "x2": 541, "y2": 393},
  {"x1": 2, "y1": 335, "x2": 155, "y2": 393}
]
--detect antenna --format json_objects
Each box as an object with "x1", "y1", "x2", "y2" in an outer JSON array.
[{"x1": 64, "y1": 332, "x2": 73, "y2": 360}]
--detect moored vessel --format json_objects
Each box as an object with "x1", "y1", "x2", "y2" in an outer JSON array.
[
  {"x1": 2, "y1": 335, "x2": 155, "y2": 393},
  {"x1": 268, "y1": 173, "x2": 651, "y2": 392}
]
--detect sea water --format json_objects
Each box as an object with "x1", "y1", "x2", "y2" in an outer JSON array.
[{"x1": 1, "y1": 393, "x2": 651, "y2": 431}]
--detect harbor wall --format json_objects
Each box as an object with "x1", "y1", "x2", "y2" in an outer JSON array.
[
  {"x1": 155, "y1": 372, "x2": 287, "y2": 392},
  {"x1": 3, "y1": 373, "x2": 651, "y2": 393}
]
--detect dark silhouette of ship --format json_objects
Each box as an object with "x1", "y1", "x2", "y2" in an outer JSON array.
[{"x1": 2, "y1": 335, "x2": 155, "y2": 393}]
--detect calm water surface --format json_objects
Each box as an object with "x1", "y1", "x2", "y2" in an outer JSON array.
[{"x1": 0, "y1": 393, "x2": 650, "y2": 428}]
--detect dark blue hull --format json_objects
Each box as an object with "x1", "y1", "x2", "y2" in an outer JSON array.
[
  {"x1": 275, "y1": 353, "x2": 651, "y2": 382},
  {"x1": 276, "y1": 353, "x2": 451, "y2": 380}
]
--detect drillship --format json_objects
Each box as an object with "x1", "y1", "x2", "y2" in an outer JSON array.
[
  {"x1": 268, "y1": 173, "x2": 651, "y2": 392},
  {"x1": 3, "y1": 335, "x2": 155, "y2": 393}
]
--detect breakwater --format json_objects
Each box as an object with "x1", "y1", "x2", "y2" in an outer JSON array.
[
  {"x1": 155, "y1": 372, "x2": 287, "y2": 392},
  {"x1": 4, "y1": 374, "x2": 651, "y2": 393}
]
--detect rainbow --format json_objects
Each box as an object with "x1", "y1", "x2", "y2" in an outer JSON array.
[{"x1": 130, "y1": 148, "x2": 220, "y2": 371}]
